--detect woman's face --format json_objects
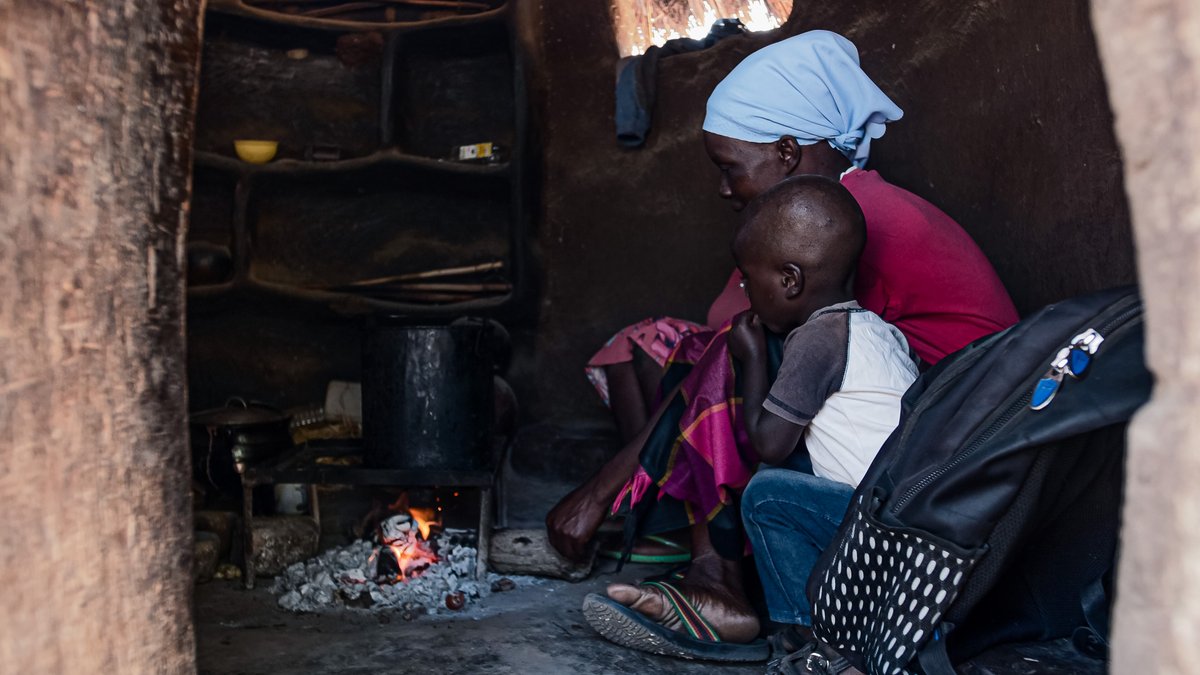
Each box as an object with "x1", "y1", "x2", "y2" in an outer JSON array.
[{"x1": 704, "y1": 132, "x2": 792, "y2": 211}]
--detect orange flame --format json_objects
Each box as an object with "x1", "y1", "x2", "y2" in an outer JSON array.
[
  {"x1": 386, "y1": 539, "x2": 437, "y2": 580},
  {"x1": 371, "y1": 494, "x2": 445, "y2": 583},
  {"x1": 408, "y1": 505, "x2": 439, "y2": 540}
]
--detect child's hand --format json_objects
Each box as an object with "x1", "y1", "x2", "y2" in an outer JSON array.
[{"x1": 728, "y1": 311, "x2": 767, "y2": 364}]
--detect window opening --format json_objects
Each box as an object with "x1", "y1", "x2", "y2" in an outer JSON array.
[{"x1": 611, "y1": 0, "x2": 792, "y2": 57}]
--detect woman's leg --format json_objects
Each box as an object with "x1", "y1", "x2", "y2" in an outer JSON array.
[
  {"x1": 605, "y1": 348, "x2": 669, "y2": 443},
  {"x1": 632, "y1": 345, "x2": 666, "y2": 407},
  {"x1": 605, "y1": 361, "x2": 649, "y2": 443},
  {"x1": 592, "y1": 329, "x2": 786, "y2": 643},
  {"x1": 588, "y1": 319, "x2": 707, "y2": 442},
  {"x1": 741, "y1": 468, "x2": 855, "y2": 626}
]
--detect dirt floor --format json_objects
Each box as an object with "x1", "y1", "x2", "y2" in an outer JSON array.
[
  {"x1": 194, "y1": 470, "x2": 1105, "y2": 674},
  {"x1": 195, "y1": 561, "x2": 765, "y2": 675},
  {"x1": 195, "y1": 468, "x2": 759, "y2": 674}
]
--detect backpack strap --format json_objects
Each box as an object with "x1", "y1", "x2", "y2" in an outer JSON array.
[
  {"x1": 916, "y1": 646, "x2": 955, "y2": 675},
  {"x1": 915, "y1": 624, "x2": 957, "y2": 675},
  {"x1": 1072, "y1": 575, "x2": 1111, "y2": 659}
]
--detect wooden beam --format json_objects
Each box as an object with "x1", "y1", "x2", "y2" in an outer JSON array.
[
  {"x1": 0, "y1": 0, "x2": 203, "y2": 671},
  {"x1": 1091, "y1": 0, "x2": 1200, "y2": 669}
]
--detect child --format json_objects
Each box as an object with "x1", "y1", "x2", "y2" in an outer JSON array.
[
  {"x1": 728, "y1": 175, "x2": 918, "y2": 659},
  {"x1": 585, "y1": 176, "x2": 918, "y2": 663}
]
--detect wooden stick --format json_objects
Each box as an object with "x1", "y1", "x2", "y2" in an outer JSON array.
[
  {"x1": 302, "y1": 1, "x2": 379, "y2": 16},
  {"x1": 251, "y1": 0, "x2": 489, "y2": 10},
  {"x1": 366, "y1": 291, "x2": 503, "y2": 303},
  {"x1": 340, "y1": 260, "x2": 504, "y2": 288},
  {"x1": 475, "y1": 487, "x2": 493, "y2": 580},
  {"x1": 380, "y1": 282, "x2": 511, "y2": 293}
]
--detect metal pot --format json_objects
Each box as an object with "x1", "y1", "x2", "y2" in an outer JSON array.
[
  {"x1": 190, "y1": 399, "x2": 292, "y2": 496},
  {"x1": 361, "y1": 320, "x2": 494, "y2": 471}
]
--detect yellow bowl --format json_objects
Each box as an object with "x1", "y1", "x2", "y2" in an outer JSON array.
[{"x1": 234, "y1": 140, "x2": 278, "y2": 164}]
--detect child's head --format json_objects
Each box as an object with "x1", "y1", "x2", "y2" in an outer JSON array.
[{"x1": 732, "y1": 175, "x2": 866, "y2": 333}]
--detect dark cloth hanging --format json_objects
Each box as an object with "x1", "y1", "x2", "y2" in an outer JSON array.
[{"x1": 615, "y1": 19, "x2": 747, "y2": 148}]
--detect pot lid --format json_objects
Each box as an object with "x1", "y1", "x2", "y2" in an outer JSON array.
[{"x1": 191, "y1": 400, "x2": 288, "y2": 427}]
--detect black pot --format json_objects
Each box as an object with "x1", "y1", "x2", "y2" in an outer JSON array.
[
  {"x1": 362, "y1": 321, "x2": 494, "y2": 471},
  {"x1": 191, "y1": 399, "x2": 292, "y2": 496}
]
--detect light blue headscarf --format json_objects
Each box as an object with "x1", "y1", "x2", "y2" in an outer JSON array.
[{"x1": 703, "y1": 30, "x2": 903, "y2": 168}]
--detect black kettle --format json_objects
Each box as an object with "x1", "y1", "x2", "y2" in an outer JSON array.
[{"x1": 190, "y1": 398, "x2": 292, "y2": 498}]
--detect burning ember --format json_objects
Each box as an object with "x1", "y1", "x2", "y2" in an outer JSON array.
[
  {"x1": 370, "y1": 512, "x2": 440, "y2": 582},
  {"x1": 365, "y1": 495, "x2": 444, "y2": 583}
]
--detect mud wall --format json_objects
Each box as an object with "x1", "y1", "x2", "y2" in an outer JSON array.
[{"x1": 516, "y1": 0, "x2": 1135, "y2": 426}]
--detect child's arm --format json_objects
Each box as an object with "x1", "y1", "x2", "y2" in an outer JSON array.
[{"x1": 728, "y1": 312, "x2": 806, "y2": 465}]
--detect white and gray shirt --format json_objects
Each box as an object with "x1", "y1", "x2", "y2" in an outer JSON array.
[{"x1": 763, "y1": 301, "x2": 918, "y2": 487}]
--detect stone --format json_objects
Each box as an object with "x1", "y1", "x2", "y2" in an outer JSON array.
[
  {"x1": 194, "y1": 510, "x2": 238, "y2": 559},
  {"x1": 340, "y1": 589, "x2": 374, "y2": 609},
  {"x1": 215, "y1": 563, "x2": 242, "y2": 581},
  {"x1": 194, "y1": 531, "x2": 221, "y2": 583},
  {"x1": 251, "y1": 516, "x2": 320, "y2": 576}
]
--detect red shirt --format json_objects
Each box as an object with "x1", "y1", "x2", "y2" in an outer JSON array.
[{"x1": 707, "y1": 169, "x2": 1018, "y2": 365}]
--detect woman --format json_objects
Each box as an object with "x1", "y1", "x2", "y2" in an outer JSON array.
[{"x1": 550, "y1": 31, "x2": 1019, "y2": 660}]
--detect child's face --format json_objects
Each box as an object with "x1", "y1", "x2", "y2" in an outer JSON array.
[{"x1": 736, "y1": 256, "x2": 796, "y2": 334}]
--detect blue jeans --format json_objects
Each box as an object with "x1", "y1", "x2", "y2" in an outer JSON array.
[{"x1": 742, "y1": 468, "x2": 855, "y2": 626}]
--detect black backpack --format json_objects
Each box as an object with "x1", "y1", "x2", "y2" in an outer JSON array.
[{"x1": 805, "y1": 286, "x2": 1151, "y2": 675}]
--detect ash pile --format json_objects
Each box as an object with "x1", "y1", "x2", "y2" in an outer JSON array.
[{"x1": 272, "y1": 514, "x2": 528, "y2": 615}]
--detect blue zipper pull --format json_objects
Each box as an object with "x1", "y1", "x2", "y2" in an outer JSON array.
[
  {"x1": 1031, "y1": 370, "x2": 1064, "y2": 410},
  {"x1": 1032, "y1": 347, "x2": 1071, "y2": 411},
  {"x1": 1065, "y1": 328, "x2": 1105, "y2": 379}
]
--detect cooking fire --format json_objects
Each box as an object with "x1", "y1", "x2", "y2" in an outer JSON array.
[{"x1": 272, "y1": 496, "x2": 531, "y2": 615}]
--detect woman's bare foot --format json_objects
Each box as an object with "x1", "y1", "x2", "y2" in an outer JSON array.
[
  {"x1": 606, "y1": 578, "x2": 761, "y2": 643},
  {"x1": 605, "y1": 534, "x2": 760, "y2": 644}
]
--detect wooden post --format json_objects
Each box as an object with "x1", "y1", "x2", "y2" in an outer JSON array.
[
  {"x1": 1090, "y1": 0, "x2": 1200, "y2": 670},
  {"x1": 475, "y1": 487, "x2": 494, "y2": 580},
  {"x1": 0, "y1": 1, "x2": 203, "y2": 672}
]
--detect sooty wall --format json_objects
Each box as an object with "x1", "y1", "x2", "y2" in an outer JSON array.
[{"x1": 517, "y1": 0, "x2": 1135, "y2": 428}]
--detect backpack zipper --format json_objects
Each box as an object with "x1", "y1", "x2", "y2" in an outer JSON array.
[
  {"x1": 890, "y1": 388, "x2": 1033, "y2": 514},
  {"x1": 889, "y1": 296, "x2": 1142, "y2": 515},
  {"x1": 1092, "y1": 299, "x2": 1142, "y2": 338},
  {"x1": 887, "y1": 332, "x2": 1006, "y2": 456}
]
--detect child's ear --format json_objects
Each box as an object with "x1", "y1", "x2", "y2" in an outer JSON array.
[{"x1": 781, "y1": 263, "x2": 804, "y2": 299}]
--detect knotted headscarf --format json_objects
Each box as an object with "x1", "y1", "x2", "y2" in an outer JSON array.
[{"x1": 703, "y1": 30, "x2": 903, "y2": 168}]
